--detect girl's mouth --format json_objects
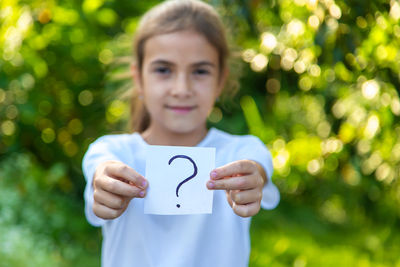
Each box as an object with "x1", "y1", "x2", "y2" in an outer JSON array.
[{"x1": 165, "y1": 105, "x2": 196, "y2": 114}]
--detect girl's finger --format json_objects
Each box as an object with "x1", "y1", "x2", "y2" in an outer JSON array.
[
  {"x1": 225, "y1": 190, "x2": 233, "y2": 208},
  {"x1": 99, "y1": 175, "x2": 145, "y2": 198},
  {"x1": 232, "y1": 201, "x2": 260, "y2": 218},
  {"x1": 94, "y1": 188, "x2": 128, "y2": 210},
  {"x1": 207, "y1": 174, "x2": 263, "y2": 191},
  {"x1": 104, "y1": 162, "x2": 148, "y2": 189},
  {"x1": 230, "y1": 188, "x2": 262, "y2": 205},
  {"x1": 92, "y1": 201, "x2": 123, "y2": 220},
  {"x1": 210, "y1": 160, "x2": 258, "y2": 180}
]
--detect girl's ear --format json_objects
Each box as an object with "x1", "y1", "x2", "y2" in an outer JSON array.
[
  {"x1": 216, "y1": 67, "x2": 229, "y2": 98},
  {"x1": 131, "y1": 63, "x2": 143, "y2": 95}
]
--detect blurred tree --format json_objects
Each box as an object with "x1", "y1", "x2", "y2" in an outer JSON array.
[
  {"x1": 1, "y1": 0, "x2": 400, "y2": 266},
  {"x1": 232, "y1": 0, "x2": 400, "y2": 226}
]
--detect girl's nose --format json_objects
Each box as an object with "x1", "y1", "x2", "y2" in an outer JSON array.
[{"x1": 170, "y1": 73, "x2": 192, "y2": 97}]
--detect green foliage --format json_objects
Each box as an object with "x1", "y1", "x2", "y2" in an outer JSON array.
[
  {"x1": 1, "y1": 0, "x2": 400, "y2": 266},
  {"x1": 0, "y1": 153, "x2": 100, "y2": 266},
  {"x1": 231, "y1": 0, "x2": 400, "y2": 225}
]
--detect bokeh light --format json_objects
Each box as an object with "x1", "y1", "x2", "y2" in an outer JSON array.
[
  {"x1": 99, "y1": 49, "x2": 114, "y2": 64},
  {"x1": 361, "y1": 80, "x2": 380, "y2": 99},
  {"x1": 208, "y1": 107, "x2": 223, "y2": 123},
  {"x1": 261, "y1": 32, "x2": 277, "y2": 53},
  {"x1": 287, "y1": 19, "x2": 305, "y2": 37},
  {"x1": 308, "y1": 15, "x2": 320, "y2": 29},
  {"x1": 251, "y1": 54, "x2": 268, "y2": 72},
  {"x1": 329, "y1": 4, "x2": 342, "y2": 19},
  {"x1": 1, "y1": 120, "x2": 16, "y2": 136},
  {"x1": 364, "y1": 114, "x2": 380, "y2": 139},
  {"x1": 78, "y1": 90, "x2": 94, "y2": 106}
]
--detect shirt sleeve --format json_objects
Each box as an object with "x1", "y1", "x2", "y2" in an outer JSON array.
[
  {"x1": 235, "y1": 135, "x2": 280, "y2": 210},
  {"x1": 82, "y1": 135, "x2": 121, "y2": 227}
]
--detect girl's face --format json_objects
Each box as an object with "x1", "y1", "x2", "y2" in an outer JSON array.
[{"x1": 134, "y1": 30, "x2": 226, "y2": 141}]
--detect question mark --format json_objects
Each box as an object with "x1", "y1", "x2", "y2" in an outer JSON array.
[{"x1": 168, "y1": 155, "x2": 198, "y2": 208}]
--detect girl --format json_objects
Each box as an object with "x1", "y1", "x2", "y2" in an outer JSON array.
[{"x1": 82, "y1": 1, "x2": 280, "y2": 266}]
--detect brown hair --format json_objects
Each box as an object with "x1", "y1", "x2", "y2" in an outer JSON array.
[{"x1": 130, "y1": 0, "x2": 237, "y2": 132}]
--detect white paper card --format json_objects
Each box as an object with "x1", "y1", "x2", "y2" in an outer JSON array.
[{"x1": 144, "y1": 145, "x2": 215, "y2": 215}]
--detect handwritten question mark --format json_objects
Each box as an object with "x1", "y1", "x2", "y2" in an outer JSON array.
[{"x1": 168, "y1": 155, "x2": 198, "y2": 208}]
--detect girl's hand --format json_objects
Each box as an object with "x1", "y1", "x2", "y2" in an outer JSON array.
[
  {"x1": 92, "y1": 160, "x2": 148, "y2": 219},
  {"x1": 206, "y1": 160, "x2": 267, "y2": 217}
]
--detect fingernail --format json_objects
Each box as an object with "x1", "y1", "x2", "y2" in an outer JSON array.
[
  {"x1": 207, "y1": 181, "x2": 215, "y2": 189},
  {"x1": 142, "y1": 180, "x2": 147, "y2": 188},
  {"x1": 210, "y1": 171, "x2": 217, "y2": 179},
  {"x1": 139, "y1": 191, "x2": 145, "y2": 197}
]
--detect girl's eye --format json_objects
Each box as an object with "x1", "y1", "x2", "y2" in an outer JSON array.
[
  {"x1": 154, "y1": 67, "x2": 171, "y2": 75},
  {"x1": 193, "y1": 69, "x2": 210, "y2": 75}
]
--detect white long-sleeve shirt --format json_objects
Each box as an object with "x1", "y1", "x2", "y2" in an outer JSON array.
[{"x1": 82, "y1": 128, "x2": 280, "y2": 267}]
